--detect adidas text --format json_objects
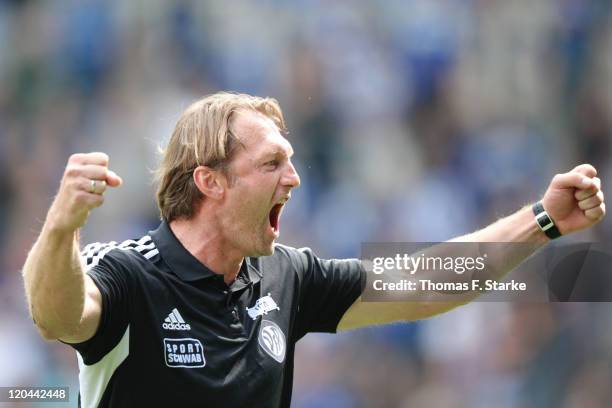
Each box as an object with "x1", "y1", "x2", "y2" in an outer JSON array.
[{"x1": 162, "y1": 322, "x2": 191, "y2": 331}]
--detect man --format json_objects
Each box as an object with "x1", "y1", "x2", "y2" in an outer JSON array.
[{"x1": 22, "y1": 92, "x2": 605, "y2": 407}]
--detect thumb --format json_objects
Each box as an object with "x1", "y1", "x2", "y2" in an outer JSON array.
[
  {"x1": 106, "y1": 170, "x2": 123, "y2": 187},
  {"x1": 551, "y1": 172, "x2": 593, "y2": 190},
  {"x1": 571, "y1": 163, "x2": 597, "y2": 178}
]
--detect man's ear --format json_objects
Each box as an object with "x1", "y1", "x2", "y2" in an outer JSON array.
[{"x1": 193, "y1": 166, "x2": 225, "y2": 200}]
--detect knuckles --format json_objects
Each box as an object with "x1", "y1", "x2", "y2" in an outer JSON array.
[
  {"x1": 68, "y1": 153, "x2": 84, "y2": 164},
  {"x1": 585, "y1": 205, "x2": 606, "y2": 221},
  {"x1": 67, "y1": 152, "x2": 109, "y2": 166},
  {"x1": 95, "y1": 152, "x2": 110, "y2": 165},
  {"x1": 64, "y1": 165, "x2": 81, "y2": 178}
]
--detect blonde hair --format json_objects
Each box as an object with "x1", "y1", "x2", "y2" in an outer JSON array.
[{"x1": 156, "y1": 92, "x2": 286, "y2": 222}]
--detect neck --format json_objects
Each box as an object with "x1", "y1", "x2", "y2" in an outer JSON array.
[{"x1": 169, "y1": 216, "x2": 243, "y2": 285}]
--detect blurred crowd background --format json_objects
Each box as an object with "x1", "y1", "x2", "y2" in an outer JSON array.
[{"x1": 1, "y1": 0, "x2": 612, "y2": 407}]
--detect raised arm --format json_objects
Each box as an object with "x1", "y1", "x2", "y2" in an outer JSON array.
[
  {"x1": 22, "y1": 153, "x2": 122, "y2": 342},
  {"x1": 338, "y1": 164, "x2": 606, "y2": 330}
]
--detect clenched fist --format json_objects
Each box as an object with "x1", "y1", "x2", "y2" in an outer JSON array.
[
  {"x1": 542, "y1": 164, "x2": 606, "y2": 235},
  {"x1": 46, "y1": 152, "x2": 123, "y2": 233}
]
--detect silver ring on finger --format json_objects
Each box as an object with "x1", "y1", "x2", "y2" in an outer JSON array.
[{"x1": 90, "y1": 179, "x2": 97, "y2": 194}]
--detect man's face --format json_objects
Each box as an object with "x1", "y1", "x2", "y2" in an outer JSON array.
[{"x1": 219, "y1": 110, "x2": 301, "y2": 257}]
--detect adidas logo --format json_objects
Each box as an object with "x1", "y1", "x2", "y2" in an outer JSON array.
[{"x1": 162, "y1": 308, "x2": 191, "y2": 331}]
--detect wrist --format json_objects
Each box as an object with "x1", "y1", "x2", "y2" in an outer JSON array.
[
  {"x1": 532, "y1": 201, "x2": 561, "y2": 240},
  {"x1": 521, "y1": 206, "x2": 550, "y2": 244},
  {"x1": 43, "y1": 211, "x2": 80, "y2": 241}
]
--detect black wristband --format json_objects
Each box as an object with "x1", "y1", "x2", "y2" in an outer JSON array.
[{"x1": 532, "y1": 201, "x2": 562, "y2": 239}]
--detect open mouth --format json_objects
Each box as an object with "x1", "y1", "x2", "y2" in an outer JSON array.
[{"x1": 269, "y1": 203, "x2": 284, "y2": 233}]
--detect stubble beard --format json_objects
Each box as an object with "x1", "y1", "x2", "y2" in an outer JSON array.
[{"x1": 232, "y1": 218, "x2": 275, "y2": 258}]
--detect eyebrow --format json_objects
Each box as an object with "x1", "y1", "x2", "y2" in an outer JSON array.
[{"x1": 261, "y1": 146, "x2": 294, "y2": 159}]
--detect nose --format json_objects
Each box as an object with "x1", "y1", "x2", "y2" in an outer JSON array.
[{"x1": 283, "y1": 160, "x2": 301, "y2": 189}]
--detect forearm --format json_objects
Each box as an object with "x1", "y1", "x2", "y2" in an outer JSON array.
[
  {"x1": 394, "y1": 206, "x2": 546, "y2": 308},
  {"x1": 448, "y1": 205, "x2": 549, "y2": 281},
  {"x1": 452, "y1": 205, "x2": 549, "y2": 244},
  {"x1": 22, "y1": 224, "x2": 86, "y2": 339},
  {"x1": 341, "y1": 206, "x2": 551, "y2": 329}
]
